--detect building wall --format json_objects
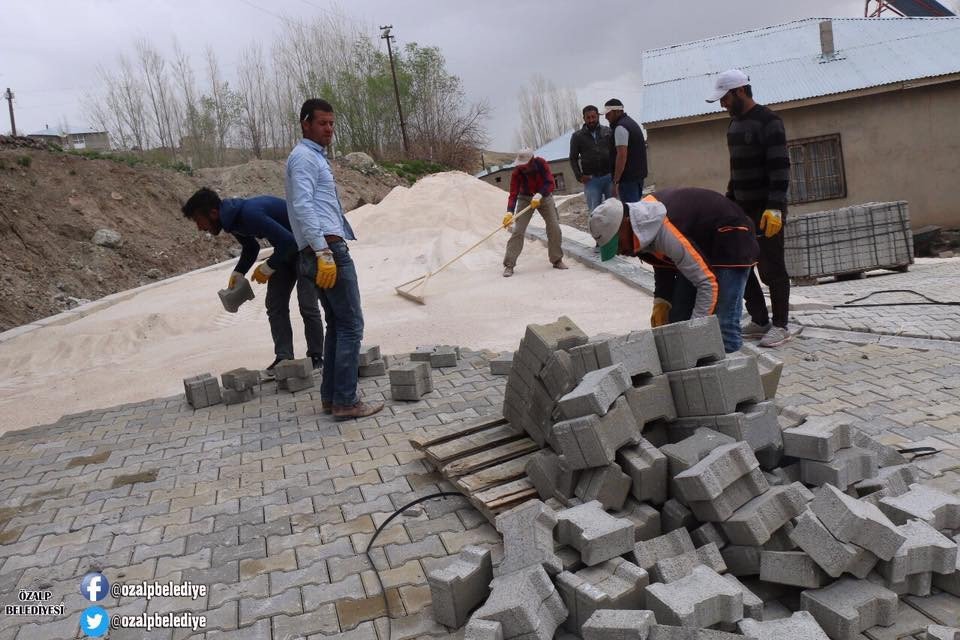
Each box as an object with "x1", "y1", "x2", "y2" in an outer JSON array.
[{"x1": 646, "y1": 81, "x2": 960, "y2": 228}]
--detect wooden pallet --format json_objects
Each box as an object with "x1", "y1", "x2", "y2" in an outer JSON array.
[{"x1": 411, "y1": 415, "x2": 540, "y2": 523}]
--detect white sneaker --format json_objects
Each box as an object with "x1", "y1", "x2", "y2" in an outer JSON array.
[
  {"x1": 759, "y1": 325, "x2": 792, "y2": 348},
  {"x1": 742, "y1": 320, "x2": 772, "y2": 339}
]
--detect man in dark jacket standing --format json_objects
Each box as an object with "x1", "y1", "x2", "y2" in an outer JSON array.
[
  {"x1": 603, "y1": 98, "x2": 648, "y2": 204},
  {"x1": 707, "y1": 69, "x2": 794, "y2": 348},
  {"x1": 182, "y1": 187, "x2": 323, "y2": 372},
  {"x1": 570, "y1": 105, "x2": 613, "y2": 213}
]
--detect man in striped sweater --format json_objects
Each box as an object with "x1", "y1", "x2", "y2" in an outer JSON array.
[{"x1": 707, "y1": 69, "x2": 796, "y2": 348}]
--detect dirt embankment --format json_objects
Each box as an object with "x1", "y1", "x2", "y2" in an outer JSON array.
[{"x1": 0, "y1": 143, "x2": 402, "y2": 331}]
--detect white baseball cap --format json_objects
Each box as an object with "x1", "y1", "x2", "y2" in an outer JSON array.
[
  {"x1": 706, "y1": 69, "x2": 750, "y2": 103},
  {"x1": 514, "y1": 148, "x2": 533, "y2": 164}
]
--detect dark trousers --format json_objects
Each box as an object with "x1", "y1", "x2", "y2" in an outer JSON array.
[
  {"x1": 744, "y1": 220, "x2": 791, "y2": 328},
  {"x1": 265, "y1": 258, "x2": 324, "y2": 361}
]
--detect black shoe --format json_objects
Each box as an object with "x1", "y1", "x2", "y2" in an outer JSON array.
[
  {"x1": 262, "y1": 357, "x2": 284, "y2": 380},
  {"x1": 311, "y1": 356, "x2": 323, "y2": 376}
]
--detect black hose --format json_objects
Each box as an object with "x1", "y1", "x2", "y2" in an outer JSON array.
[{"x1": 835, "y1": 289, "x2": 960, "y2": 308}]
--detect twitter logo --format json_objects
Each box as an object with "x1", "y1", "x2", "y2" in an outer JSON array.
[{"x1": 79, "y1": 606, "x2": 109, "y2": 637}]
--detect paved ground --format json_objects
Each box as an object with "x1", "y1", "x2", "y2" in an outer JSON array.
[{"x1": 1, "y1": 244, "x2": 959, "y2": 639}]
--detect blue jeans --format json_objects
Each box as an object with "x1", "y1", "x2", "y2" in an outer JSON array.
[
  {"x1": 583, "y1": 174, "x2": 613, "y2": 212},
  {"x1": 669, "y1": 267, "x2": 750, "y2": 353},
  {"x1": 299, "y1": 241, "x2": 364, "y2": 406},
  {"x1": 617, "y1": 180, "x2": 644, "y2": 204}
]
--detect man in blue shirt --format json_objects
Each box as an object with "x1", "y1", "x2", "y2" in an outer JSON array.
[
  {"x1": 285, "y1": 98, "x2": 383, "y2": 421},
  {"x1": 181, "y1": 188, "x2": 323, "y2": 374}
]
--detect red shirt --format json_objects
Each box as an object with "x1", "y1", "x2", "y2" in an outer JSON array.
[{"x1": 507, "y1": 157, "x2": 555, "y2": 211}]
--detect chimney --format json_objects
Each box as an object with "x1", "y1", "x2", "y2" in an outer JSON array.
[{"x1": 820, "y1": 19, "x2": 835, "y2": 57}]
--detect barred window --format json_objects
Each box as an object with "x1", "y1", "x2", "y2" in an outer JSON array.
[
  {"x1": 787, "y1": 134, "x2": 846, "y2": 204},
  {"x1": 554, "y1": 173, "x2": 566, "y2": 191}
]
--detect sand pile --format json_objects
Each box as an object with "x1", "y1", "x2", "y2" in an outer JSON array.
[{"x1": 0, "y1": 172, "x2": 651, "y2": 433}]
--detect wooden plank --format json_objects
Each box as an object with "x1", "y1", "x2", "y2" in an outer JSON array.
[
  {"x1": 473, "y1": 478, "x2": 537, "y2": 509},
  {"x1": 442, "y1": 441, "x2": 538, "y2": 480},
  {"x1": 410, "y1": 416, "x2": 506, "y2": 451},
  {"x1": 424, "y1": 424, "x2": 520, "y2": 464},
  {"x1": 455, "y1": 453, "x2": 537, "y2": 494}
]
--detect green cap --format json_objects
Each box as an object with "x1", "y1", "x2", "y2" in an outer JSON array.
[{"x1": 599, "y1": 234, "x2": 620, "y2": 261}]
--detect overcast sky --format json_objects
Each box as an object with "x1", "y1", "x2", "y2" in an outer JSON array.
[{"x1": 0, "y1": 0, "x2": 926, "y2": 150}]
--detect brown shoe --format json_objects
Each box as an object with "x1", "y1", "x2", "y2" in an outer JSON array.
[
  {"x1": 553, "y1": 260, "x2": 568, "y2": 270},
  {"x1": 332, "y1": 400, "x2": 384, "y2": 421},
  {"x1": 321, "y1": 400, "x2": 332, "y2": 414}
]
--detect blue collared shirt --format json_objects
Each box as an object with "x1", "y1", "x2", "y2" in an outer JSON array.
[{"x1": 285, "y1": 138, "x2": 355, "y2": 251}]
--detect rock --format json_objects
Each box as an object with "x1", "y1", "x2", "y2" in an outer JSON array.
[
  {"x1": 110, "y1": 191, "x2": 124, "y2": 201},
  {"x1": 92, "y1": 228, "x2": 122, "y2": 248},
  {"x1": 227, "y1": 246, "x2": 242, "y2": 258},
  {"x1": 145, "y1": 268, "x2": 161, "y2": 280},
  {"x1": 344, "y1": 151, "x2": 376, "y2": 170}
]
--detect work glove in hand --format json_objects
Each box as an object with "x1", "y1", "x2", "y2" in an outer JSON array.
[
  {"x1": 502, "y1": 212, "x2": 514, "y2": 228},
  {"x1": 251, "y1": 261, "x2": 274, "y2": 284},
  {"x1": 759, "y1": 209, "x2": 783, "y2": 238},
  {"x1": 530, "y1": 193, "x2": 542, "y2": 209},
  {"x1": 650, "y1": 298, "x2": 672, "y2": 328},
  {"x1": 227, "y1": 271, "x2": 244, "y2": 289},
  {"x1": 315, "y1": 250, "x2": 337, "y2": 289}
]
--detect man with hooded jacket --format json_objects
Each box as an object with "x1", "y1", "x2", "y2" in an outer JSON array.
[{"x1": 589, "y1": 187, "x2": 759, "y2": 352}]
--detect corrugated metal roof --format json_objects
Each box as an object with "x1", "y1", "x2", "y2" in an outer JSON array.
[
  {"x1": 642, "y1": 17, "x2": 960, "y2": 124},
  {"x1": 474, "y1": 129, "x2": 576, "y2": 177}
]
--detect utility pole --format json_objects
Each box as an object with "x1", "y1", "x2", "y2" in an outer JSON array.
[
  {"x1": 4, "y1": 88, "x2": 15, "y2": 136},
  {"x1": 380, "y1": 25, "x2": 409, "y2": 157}
]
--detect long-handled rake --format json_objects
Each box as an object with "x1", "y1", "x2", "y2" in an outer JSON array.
[{"x1": 394, "y1": 203, "x2": 534, "y2": 305}]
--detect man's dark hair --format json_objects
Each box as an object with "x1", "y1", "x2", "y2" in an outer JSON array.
[
  {"x1": 603, "y1": 98, "x2": 624, "y2": 109},
  {"x1": 741, "y1": 84, "x2": 753, "y2": 98},
  {"x1": 300, "y1": 98, "x2": 334, "y2": 123},
  {"x1": 181, "y1": 187, "x2": 220, "y2": 219},
  {"x1": 583, "y1": 105, "x2": 599, "y2": 115}
]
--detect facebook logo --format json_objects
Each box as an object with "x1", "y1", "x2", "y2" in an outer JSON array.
[{"x1": 80, "y1": 572, "x2": 109, "y2": 602}]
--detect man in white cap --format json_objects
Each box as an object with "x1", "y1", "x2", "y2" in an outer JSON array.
[
  {"x1": 501, "y1": 148, "x2": 566, "y2": 277},
  {"x1": 603, "y1": 98, "x2": 648, "y2": 204},
  {"x1": 589, "y1": 188, "x2": 758, "y2": 353},
  {"x1": 707, "y1": 69, "x2": 795, "y2": 348}
]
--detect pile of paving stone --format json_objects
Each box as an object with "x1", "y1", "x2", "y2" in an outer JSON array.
[{"x1": 425, "y1": 316, "x2": 960, "y2": 640}]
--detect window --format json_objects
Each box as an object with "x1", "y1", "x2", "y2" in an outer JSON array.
[
  {"x1": 495, "y1": 176, "x2": 502, "y2": 183},
  {"x1": 554, "y1": 173, "x2": 566, "y2": 191},
  {"x1": 787, "y1": 134, "x2": 846, "y2": 204}
]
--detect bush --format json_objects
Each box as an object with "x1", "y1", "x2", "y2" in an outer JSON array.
[
  {"x1": 16, "y1": 156, "x2": 31, "y2": 168},
  {"x1": 380, "y1": 159, "x2": 448, "y2": 182}
]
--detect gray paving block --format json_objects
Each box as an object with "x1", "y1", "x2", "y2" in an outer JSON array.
[
  {"x1": 431, "y1": 346, "x2": 459, "y2": 368},
  {"x1": 799, "y1": 447, "x2": 878, "y2": 489},
  {"x1": 879, "y1": 483, "x2": 960, "y2": 531},
  {"x1": 645, "y1": 565, "x2": 743, "y2": 627},
  {"x1": 540, "y1": 350, "x2": 578, "y2": 400},
  {"x1": 652, "y1": 316, "x2": 725, "y2": 372},
  {"x1": 788, "y1": 509, "x2": 877, "y2": 579},
  {"x1": 524, "y1": 316, "x2": 589, "y2": 365},
  {"x1": 358, "y1": 359, "x2": 387, "y2": 377},
  {"x1": 274, "y1": 358, "x2": 312, "y2": 379},
  {"x1": 410, "y1": 345, "x2": 435, "y2": 361},
  {"x1": 490, "y1": 352, "x2": 514, "y2": 376},
  {"x1": 667, "y1": 354, "x2": 765, "y2": 417},
  {"x1": 218, "y1": 276, "x2": 255, "y2": 311},
  {"x1": 358, "y1": 344, "x2": 381, "y2": 366},
  {"x1": 854, "y1": 464, "x2": 919, "y2": 501},
  {"x1": 556, "y1": 500, "x2": 635, "y2": 567},
  {"x1": 766, "y1": 463, "x2": 801, "y2": 487},
  {"x1": 389, "y1": 361, "x2": 432, "y2": 386},
  {"x1": 738, "y1": 344, "x2": 785, "y2": 401},
  {"x1": 722, "y1": 482, "x2": 813, "y2": 546},
  {"x1": 760, "y1": 550, "x2": 831, "y2": 588},
  {"x1": 570, "y1": 342, "x2": 602, "y2": 378},
  {"x1": 762, "y1": 523, "x2": 798, "y2": 551},
  {"x1": 629, "y1": 527, "x2": 695, "y2": 571},
  {"x1": 553, "y1": 397, "x2": 641, "y2": 470},
  {"x1": 927, "y1": 625, "x2": 960, "y2": 640},
  {"x1": 653, "y1": 542, "x2": 727, "y2": 583},
  {"x1": 721, "y1": 545, "x2": 762, "y2": 576},
  {"x1": 625, "y1": 374, "x2": 678, "y2": 427},
  {"x1": 391, "y1": 381, "x2": 432, "y2": 400},
  {"x1": 647, "y1": 624, "x2": 746, "y2": 640},
  {"x1": 876, "y1": 519, "x2": 958, "y2": 584},
  {"x1": 800, "y1": 577, "x2": 898, "y2": 640},
  {"x1": 494, "y1": 499, "x2": 562, "y2": 576},
  {"x1": 427, "y1": 545, "x2": 493, "y2": 628},
  {"x1": 617, "y1": 437, "x2": 668, "y2": 505},
  {"x1": 464, "y1": 617, "x2": 504, "y2": 640},
  {"x1": 669, "y1": 401, "x2": 782, "y2": 462},
  {"x1": 691, "y1": 523, "x2": 727, "y2": 550},
  {"x1": 688, "y1": 468, "x2": 769, "y2": 523},
  {"x1": 470, "y1": 564, "x2": 567, "y2": 640},
  {"x1": 526, "y1": 450, "x2": 578, "y2": 504},
  {"x1": 932, "y1": 535, "x2": 960, "y2": 596},
  {"x1": 222, "y1": 387, "x2": 255, "y2": 406},
  {"x1": 810, "y1": 484, "x2": 906, "y2": 561},
  {"x1": 852, "y1": 430, "x2": 907, "y2": 468},
  {"x1": 278, "y1": 374, "x2": 313, "y2": 392},
  {"x1": 868, "y1": 568, "x2": 934, "y2": 597},
  {"x1": 661, "y1": 428, "x2": 737, "y2": 477},
  {"x1": 612, "y1": 499, "x2": 662, "y2": 542},
  {"x1": 221, "y1": 367, "x2": 260, "y2": 391},
  {"x1": 575, "y1": 464, "x2": 632, "y2": 511},
  {"x1": 557, "y1": 558, "x2": 649, "y2": 633},
  {"x1": 738, "y1": 611, "x2": 831, "y2": 640},
  {"x1": 781, "y1": 417, "x2": 854, "y2": 462},
  {"x1": 558, "y1": 364, "x2": 632, "y2": 419},
  {"x1": 674, "y1": 442, "x2": 760, "y2": 502},
  {"x1": 582, "y1": 609, "x2": 656, "y2": 640},
  {"x1": 595, "y1": 330, "x2": 664, "y2": 378},
  {"x1": 661, "y1": 499, "x2": 698, "y2": 533},
  {"x1": 722, "y1": 573, "x2": 764, "y2": 620},
  {"x1": 184, "y1": 373, "x2": 222, "y2": 409}
]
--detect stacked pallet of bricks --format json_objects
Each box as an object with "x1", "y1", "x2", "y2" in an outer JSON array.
[
  {"x1": 784, "y1": 201, "x2": 914, "y2": 282},
  {"x1": 425, "y1": 315, "x2": 960, "y2": 640}
]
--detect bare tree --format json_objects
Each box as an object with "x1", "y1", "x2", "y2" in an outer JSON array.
[
  {"x1": 237, "y1": 43, "x2": 270, "y2": 159},
  {"x1": 515, "y1": 74, "x2": 580, "y2": 150},
  {"x1": 135, "y1": 39, "x2": 177, "y2": 156}
]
